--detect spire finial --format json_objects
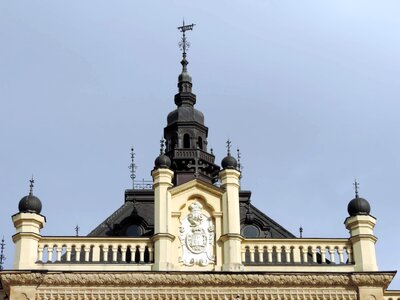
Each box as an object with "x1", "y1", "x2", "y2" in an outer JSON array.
[
  {"x1": 160, "y1": 138, "x2": 165, "y2": 155},
  {"x1": 353, "y1": 179, "x2": 360, "y2": 198},
  {"x1": 29, "y1": 175, "x2": 34, "y2": 195},
  {"x1": 226, "y1": 139, "x2": 232, "y2": 156},
  {"x1": 129, "y1": 147, "x2": 137, "y2": 189},
  {"x1": 299, "y1": 226, "x2": 303, "y2": 238},
  {"x1": 0, "y1": 236, "x2": 5, "y2": 270},
  {"x1": 75, "y1": 225, "x2": 80, "y2": 236}
]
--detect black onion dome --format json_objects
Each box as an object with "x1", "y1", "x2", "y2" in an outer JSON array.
[
  {"x1": 167, "y1": 106, "x2": 204, "y2": 125},
  {"x1": 347, "y1": 196, "x2": 371, "y2": 216},
  {"x1": 154, "y1": 154, "x2": 171, "y2": 169},
  {"x1": 221, "y1": 155, "x2": 238, "y2": 170},
  {"x1": 18, "y1": 194, "x2": 42, "y2": 214}
]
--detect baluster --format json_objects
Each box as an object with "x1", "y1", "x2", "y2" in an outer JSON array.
[
  {"x1": 121, "y1": 247, "x2": 127, "y2": 262},
  {"x1": 338, "y1": 248, "x2": 344, "y2": 264},
  {"x1": 329, "y1": 248, "x2": 335, "y2": 264},
  {"x1": 347, "y1": 247, "x2": 353, "y2": 264},
  {"x1": 241, "y1": 248, "x2": 246, "y2": 263},
  {"x1": 249, "y1": 248, "x2": 255, "y2": 263},
  {"x1": 148, "y1": 247, "x2": 153, "y2": 262},
  {"x1": 276, "y1": 247, "x2": 282, "y2": 263},
  {"x1": 92, "y1": 245, "x2": 100, "y2": 262},
  {"x1": 38, "y1": 247, "x2": 44, "y2": 262},
  {"x1": 267, "y1": 248, "x2": 273, "y2": 263},
  {"x1": 139, "y1": 246, "x2": 145, "y2": 262},
  {"x1": 111, "y1": 246, "x2": 118, "y2": 262},
  {"x1": 84, "y1": 246, "x2": 90, "y2": 262},
  {"x1": 56, "y1": 246, "x2": 62, "y2": 262},
  {"x1": 312, "y1": 248, "x2": 317, "y2": 263},
  {"x1": 320, "y1": 247, "x2": 326, "y2": 264},
  {"x1": 259, "y1": 247, "x2": 264, "y2": 263},
  {"x1": 302, "y1": 247, "x2": 308, "y2": 263},
  {"x1": 49, "y1": 245, "x2": 55, "y2": 262},
  {"x1": 285, "y1": 247, "x2": 291, "y2": 263},
  {"x1": 75, "y1": 245, "x2": 81, "y2": 262},
  {"x1": 66, "y1": 247, "x2": 72, "y2": 262}
]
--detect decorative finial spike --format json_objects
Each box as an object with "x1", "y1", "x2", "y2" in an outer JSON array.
[
  {"x1": 129, "y1": 147, "x2": 137, "y2": 189},
  {"x1": 29, "y1": 175, "x2": 34, "y2": 195},
  {"x1": 353, "y1": 179, "x2": 360, "y2": 198},
  {"x1": 299, "y1": 226, "x2": 303, "y2": 238},
  {"x1": 75, "y1": 225, "x2": 80, "y2": 237},
  {"x1": 237, "y1": 148, "x2": 243, "y2": 179},
  {"x1": 160, "y1": 138, "x2": 165, "y2": 155},
  {"x1": 226, "y1": 139, "x2": 232, "y2": 156},
  {"x1": 0, "y1": 236, "x2": 5, "y2": 270}
]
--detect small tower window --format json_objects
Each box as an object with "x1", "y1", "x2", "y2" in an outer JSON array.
[
  {"x1": 197, "y1": 137, "x2": 203, "y2": 150},
  {"x1": 183, "y1": 134, "x2": 191, "y2": 148}
]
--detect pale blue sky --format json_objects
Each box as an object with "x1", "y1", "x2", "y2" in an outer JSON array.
[{"x1": 1, "y1": 0, "x2": 400, "y2": 288}]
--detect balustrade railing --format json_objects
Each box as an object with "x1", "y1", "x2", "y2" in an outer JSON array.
[
  {"x1": 241, "y1": 238, "x2": 353, "y2": 265},
  {"x1": 37, "y1": 237, "x2": 153, "y2": 264}
]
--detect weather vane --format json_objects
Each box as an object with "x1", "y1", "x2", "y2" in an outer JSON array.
[
  {"x1": 226, "y1": 139, "x2": 232, "y2": 156},
  {"x1": 129, "y1": 147, "x2": 137, "y2": 189},
  {"x1": 353, "y1": 179, "x2": 360, "y2": 198},
  {"x1": 178, "y1": 20, "x2": 195, "y2": 57}
]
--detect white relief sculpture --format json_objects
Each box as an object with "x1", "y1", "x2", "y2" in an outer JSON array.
[{"x1": 179, "y1": 201, "x2": 215, "y2": 266}]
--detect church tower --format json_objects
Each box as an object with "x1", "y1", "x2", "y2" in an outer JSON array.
[{"x1": 164, "y1": 22, "x2": 220, "y2": 185}]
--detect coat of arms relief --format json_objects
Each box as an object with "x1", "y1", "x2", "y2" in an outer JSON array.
[{"x1": 179, "y1": 201, "x2": 215, "y2": 266}]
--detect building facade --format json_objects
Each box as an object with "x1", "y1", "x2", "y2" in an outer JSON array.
[{"x1": 0, "y1": 27, "x2": 399, "y2": 300}]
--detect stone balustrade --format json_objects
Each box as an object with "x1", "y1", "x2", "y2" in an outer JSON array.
[
  {"x1": 28, "y1": 236, "x2": 357, "y2": 272},
  {"x1": 37, "y1": 237, "x2": 153, "y2": 265},
  {"x1": 241, "y1": 238, "x2": 353, "y2": 265}
]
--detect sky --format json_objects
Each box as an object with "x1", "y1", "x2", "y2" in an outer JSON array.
[{"x1": 1, "y1": 0, "x2": 400, "y2": 289}]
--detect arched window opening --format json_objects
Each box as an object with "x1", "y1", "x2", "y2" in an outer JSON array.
[
  {"x1": 183, "y1": 134, "x2": 191, "y2": 148},
  {"x1": 197, "y1": 136, "x2": 203, "y2": 150}
]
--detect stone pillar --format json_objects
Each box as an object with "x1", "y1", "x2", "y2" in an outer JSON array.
[
  {"x1": 219, "y1": 168, "x2": 243, "y2": 271},
  {"x1": 151, "y1": 167, "x2": 174, "y2": 271},
  {"x1": 345, "y1": 215, "x2": 378, "y2": 271},
  {"x1": 12, "y1": 212, "x2": 46, "y2": 269}
]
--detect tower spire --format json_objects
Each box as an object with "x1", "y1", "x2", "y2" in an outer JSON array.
[{"x1": 177, "y1": 20, "x2": 195, "y2": 95}]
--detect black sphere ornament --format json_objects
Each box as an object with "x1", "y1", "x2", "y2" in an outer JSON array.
[
  {"x1": 154, "y1": 154, "x2": 171, "y2": 169},
  {"x1": 347, "y1": 197, "x2": 371, "y2": 216},
  {"x1": 221, "y1": 155, "x2": 238, "y2": 170},
  {"x1": 18, "y1": 194, "x2": 42, "y2": 214}
]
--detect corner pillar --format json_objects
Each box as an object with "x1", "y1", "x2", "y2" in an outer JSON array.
[
  {"x1": 219, "y1": 168, "x2": 243, "y2": 271},
  {"x1": 12, "y1": 213, "x2": 45, "y2": 269},
  {"x1": 345, "y1": 215, "x2": 378, "y2": 271},
  {"x1": 151, "y1": 168, "x2": 174, "y2": 271}
]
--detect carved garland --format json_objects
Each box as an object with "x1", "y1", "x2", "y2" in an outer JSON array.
[{"x1": 0, "y1": 272, "x2": 394, "y2": 288}]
